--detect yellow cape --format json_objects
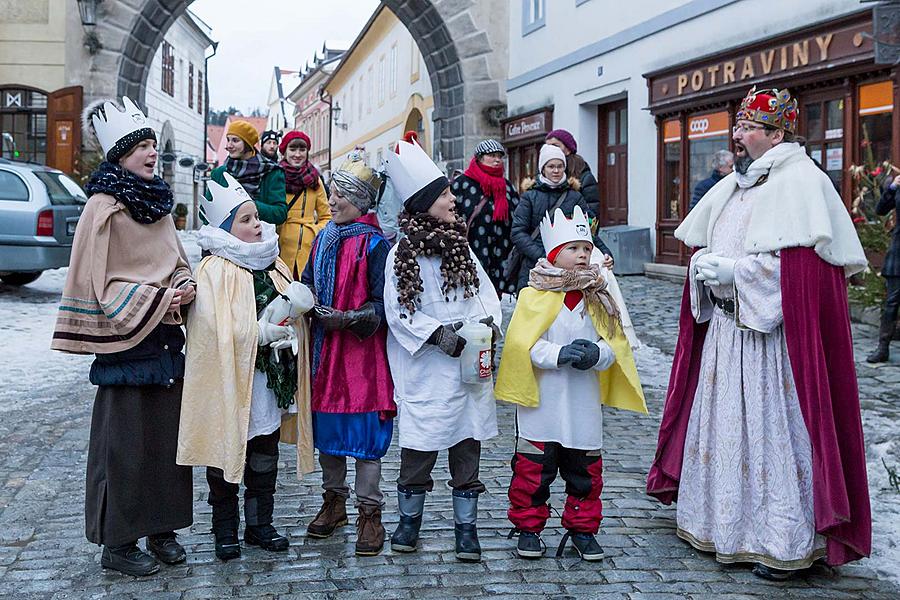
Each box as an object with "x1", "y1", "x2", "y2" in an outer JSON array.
[
  {"x1": 177, "y1": 256, "x2": 314, "y2": 483},
  {"x1": 495, "y1": 287, "x2": 647, "y2": 414}
]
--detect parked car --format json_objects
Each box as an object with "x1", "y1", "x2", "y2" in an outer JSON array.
[{"x1": 0, "y1": 158, "x2": 86, "y2": 286}]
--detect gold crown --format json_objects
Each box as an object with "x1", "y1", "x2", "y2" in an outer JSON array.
[{"x1": 332, "y1": 153, "x2": 382, "y2": 201}]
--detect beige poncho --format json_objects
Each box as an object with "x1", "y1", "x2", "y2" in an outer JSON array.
[{"x1": 51, "y1": 193, "x2": 193, "y2": 355}]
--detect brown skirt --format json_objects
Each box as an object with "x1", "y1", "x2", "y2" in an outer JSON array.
[{"x1": 85, "y1": 381, "x2": 193, "y2": 546}]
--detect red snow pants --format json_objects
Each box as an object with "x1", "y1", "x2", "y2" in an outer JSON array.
[{"x1": 507, "y1": 438, "x2": 604, "y2": 534}]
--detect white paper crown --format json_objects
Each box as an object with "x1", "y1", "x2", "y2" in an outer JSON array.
[
  {"x1": 382, "y1": 138, "x2": 444, "y2": 203},
  {"x1": 539, "y1": 205, "x2": 593, "y2": 255},
  {"x1": 201, "y1": 172, "x2": 254, "y2": 228},
  {"x1": 91, "y1": 97, "x2": 152, "y2": 159}
]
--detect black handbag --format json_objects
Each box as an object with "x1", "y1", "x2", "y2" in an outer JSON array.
[{"x1": 503, "y1": 190, "x2": 571, "y2": 280}]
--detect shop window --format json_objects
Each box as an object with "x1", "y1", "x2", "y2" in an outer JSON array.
[
  {"x1": 662, "y1": 118, "x2": 682, "y2": 220},
  {"x1": 803, "y1": 97, "x2": 843, "y2": 189},
  {"x1": 0, "y1": 88, "x2": 48, "y2": 164},
  {"x1": 858, "y1": 80, "x2": 893, "y2": 169},
  {"x1": 687, "y1": 111, "x2": 730, "y2": 201}
]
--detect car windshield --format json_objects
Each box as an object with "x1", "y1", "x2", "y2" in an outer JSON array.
[{"x1": 33, "y1": 171, "x2": 87, "y2": 205}]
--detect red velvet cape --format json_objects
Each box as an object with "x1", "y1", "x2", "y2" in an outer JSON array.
[{"x1": 646, "y1": 246, "x2": 871, "y2": 566}]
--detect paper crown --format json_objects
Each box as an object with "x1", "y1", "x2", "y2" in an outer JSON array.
[
  {"x1": 382, "y1": 138, "x2": 444, "y2": 203},
  {"x1": 539, "y1": 205, "x2": 593, "y2": 255},
  {"x1": 201, "y1": 172, "x2": 254, "y2": 228},
  {"x1": 90, "y1": 97, "x2": 155, "y2": 161},
  {"x1": 332, "y1": 153, "x2": 382, "y2": 201},
  {"x1": 736, "y1": 86, "x2": 798, "y2": 134}
]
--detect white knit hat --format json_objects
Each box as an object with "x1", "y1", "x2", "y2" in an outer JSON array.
[{"x1": 538, "y1": 143, "x2": 566, "y2": 174}]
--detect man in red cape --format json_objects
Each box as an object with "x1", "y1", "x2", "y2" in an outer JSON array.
[{"x1": 646, "y1": 86, "x2": 871, "y2": 580}]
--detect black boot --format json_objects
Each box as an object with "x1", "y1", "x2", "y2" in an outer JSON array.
[
  {"x1": 452, "y1": 490, "x2": 481, "y2": 562},
  {"x1": 866, "y1": 314, "x2": 894, "y2": 363},
  {"x1": 752, "y1": 563, "x2": 793, "y2": 581},
  {"x1": 556, "y1": 530, "x2": 604, "y2": 561},
  {"x1": 244, "y1": 524, "x2": 289, "y2": 552},
  {"x1": 391, "y1": 488, "x2": 426, "y2": 553},
  {"x1": 146, "y1": 532, "x2": 186, "y2": 564},
  {"x1": 213, "y1": 525, "x2": 241, "y2": 561},
  {"x1": 101, "y1": 542, "x2": 160, "y2": 576}
]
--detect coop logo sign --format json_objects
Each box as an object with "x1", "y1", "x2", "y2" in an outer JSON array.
[{"x1": 689, "y1": 118, "x2": 710, "y2": 134}]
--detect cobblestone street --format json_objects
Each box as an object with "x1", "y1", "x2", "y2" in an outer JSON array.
[{"x1": 0, "y1": 269, "x2": 899, "y2": 599}]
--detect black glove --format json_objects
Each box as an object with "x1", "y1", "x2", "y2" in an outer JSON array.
[
  {"x1": 557, "y1": 343, "x2": 586, "y2": 367},
  {"x1": 479, "y1": 315, "x2": 501, "y2": 345},
  {"x1": 312, "y1": 302, "x2": 382, "y2": 339},
  {"x1": 570, "y1": 338, "x2": 601, "y2": 370},
  {"x1": 427, "y1": 321, "x2": 466, "y2": 358}
]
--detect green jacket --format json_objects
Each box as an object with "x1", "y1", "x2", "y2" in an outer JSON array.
[{"x1": 207, "y1": 165, "x2": 287, "y2": 225}]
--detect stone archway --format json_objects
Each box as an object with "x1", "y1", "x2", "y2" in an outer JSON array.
[{"x1": 96, "y1": 0, "x2": 508, "y2": 171}]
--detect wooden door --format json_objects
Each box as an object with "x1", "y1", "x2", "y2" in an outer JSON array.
[
  {"x1": 47, "y1": 86, "x2": 82, "y2": 175},
  {"x1": 598, "y1": 100, "x2": 628, "y2": 225}
]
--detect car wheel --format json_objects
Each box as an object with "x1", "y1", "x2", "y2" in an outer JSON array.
[{"x1": 0, "y1": 271, "x2": 43, "y2": 286}]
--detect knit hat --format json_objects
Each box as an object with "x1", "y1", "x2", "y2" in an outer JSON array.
[
  {"x1": 279, "y1": 130, "x2": 311, "y2": 155},
  {"x1": 546, "y1": 129, "x2": 577, "y2": 154},
  {"x1": 538, "y1": 143, "x2": 567, "y2": 174},
  {"x1": 261, "y1": 130, "x2": 281, "y2": 145},
  {"x1": 227, "y1": 120, "x2": 260, "y2": 150},
  {"x1": 474, "y1": 139, "x2": 505, "y2": 157}
]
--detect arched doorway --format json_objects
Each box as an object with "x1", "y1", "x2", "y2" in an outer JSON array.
[
  {"x1": 103, "y1": 1, "x2": 507, "y2": 171},
  {"x1": 403, "y1": 107, "x2": 426, "y2": 154}
]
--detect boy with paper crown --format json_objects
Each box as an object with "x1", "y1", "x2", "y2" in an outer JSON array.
[
  {"x1": 177, "y1": 172, "x2": 316, "y2": 561},
  {"x1": 382, "y1": 137, "x2": 502, "y2": 562},
  {"x1": 495, "y1": 205, "x2": 646, "y2": 561},
  {"x1": 300, "y1": 154, "x2": 396, "y2": 557}
]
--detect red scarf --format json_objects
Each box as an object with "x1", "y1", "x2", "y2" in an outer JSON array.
[
  {"x1": 463, "y1": 157, "x2": 509, "y2": 222},
  {"x1": 280, "y1": 159, "x2": 320, "y2": 194}
]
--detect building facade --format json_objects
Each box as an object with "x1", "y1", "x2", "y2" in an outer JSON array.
[
  {"x1": 266, "y1": 66, "x2": 301, "y2": 134},
  {"x1": 325, "y1": 5, "x2": 435, "y2": 171},
  {"x1": 144, "y1": 10, "x2": 214, "y2": 230},
  {"x1": 287, "y1": 42, "x2": 348, "y2": 172},
  {"x1": 505, "y1": 0, "x2": 898, "y2": 266}
]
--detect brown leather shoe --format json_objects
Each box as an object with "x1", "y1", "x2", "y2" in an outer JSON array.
[
  {"x1": 306, "y1": 491, "x2": 348, "y2": 538},
  {"x1": 355, "y1": 504, "x2": 385, "y2": 556}
]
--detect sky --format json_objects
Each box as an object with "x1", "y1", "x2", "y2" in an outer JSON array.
[{"x1": 189, "y1": 0, "x2": 380, "y2": 114}]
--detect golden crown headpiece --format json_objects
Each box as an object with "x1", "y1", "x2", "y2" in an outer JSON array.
[
  {"x1": 736, "y1": 86, "x2": 799, "y2": 134},
  {"x1": 332, "y1": 153, "x2": 382, "y2": 202}
]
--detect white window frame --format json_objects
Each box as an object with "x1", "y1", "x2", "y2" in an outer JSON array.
[{"x1": 522, "y1": 0, "x2": 546, "y2": 36}]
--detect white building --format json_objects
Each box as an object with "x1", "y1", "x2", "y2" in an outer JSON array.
[
  {"x1": 144, "y1": 10, "x2": 215, "y2": 229},
  {"x1": 325, "y1": 5, "x2": 434, "y2": 170},
  {"x1": 266, "y1": 67, "x2": 302, "y2": 133},
  {"x1": 506, "y1": 0, "x2": 896, "y2": 268},
  {"x1": 287, "y1": 42, "x2": 348, "y2": 172}
]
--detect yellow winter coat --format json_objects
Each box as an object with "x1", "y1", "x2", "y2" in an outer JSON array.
[
  {"x1": 495, "y1": 287, "x2": 647, "y2": 414},
  {"x1": 177, "y1": 256, "x2": 314, "y2": 483},
  {"x1": 277, "y1": 185, "x2": 331, "y2": 277}
]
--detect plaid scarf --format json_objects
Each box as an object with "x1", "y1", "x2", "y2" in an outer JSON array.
[
  {"x1": 224, "y1": 153, "x2": 279, "y2": 199},
  {"x1": 463, "y1": 157, "x2": 510, "y2": 222},
  {"x1": 310, "y1": 219, "x2": 381, "y2": 375},
  {"x1": 280, "y1": 159, "x2": 320, "y2": 194},
  {"x1": 528, "y1": 258, "x2": 620, "y2": 336},
  {"x1": 85, "y1": 161, "x2": 174, "y2": 224}
]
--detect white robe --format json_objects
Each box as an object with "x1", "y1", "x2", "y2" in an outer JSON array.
[
  {"x1": 384, "y1": 246, "x2": 502, "y2": 452},
  {"x1": 677, "y1": 186, "x2": 824, "y2": 570},
  {"x1": 516, "y1": 298, "x2": 615, "y2": 449}
]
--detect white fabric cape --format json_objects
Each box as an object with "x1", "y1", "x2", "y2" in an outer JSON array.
[{"x1": 676, "y1": 142, "x2": 866, "y2": 276}]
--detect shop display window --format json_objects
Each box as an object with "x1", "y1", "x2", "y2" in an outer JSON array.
[
  {"x1": 687, "y1": 111, "x2": 730, "y2": 203},
  {"x1": 858, "y1": 80, "x2": 894, "y2": 170},
  {"x1": 803, "y1": 96, "x2": 844, "y2": 189},
  {"x1": 662, "y1": 118, "x2": 682, "y2": 220}
]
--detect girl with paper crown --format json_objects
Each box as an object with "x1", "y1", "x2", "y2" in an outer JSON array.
[
  {"x1": 382, "y1": 137, "x2": 503, "y2": 563},
  {"x1": 495, "y1": 205, "x2": 646, "y2": 562},
  {"x1": 52, "y1": 97, "x2": 195, "y2": 576},
  {"x1": 178, "y1": 171, "x2": 315, "y2": 562}
]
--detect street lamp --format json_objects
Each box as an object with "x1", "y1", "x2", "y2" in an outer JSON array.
[
  {"x1": 332, "y1": 101, "x2": 348, "y2": 130},
  {"x1": 76, "y1": 0, "x2": 101, "y2": 28}
]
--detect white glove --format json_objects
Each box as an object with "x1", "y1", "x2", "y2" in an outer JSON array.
[
  {"x1": 258, "y1": 319, "x2": 292, "y2": 346},
  {"x1": 695, "y1": 254, "x2": 736, "y2": 287},
  {"x1": 268, "y1": 326, "x2": 298, "y2": 362}
]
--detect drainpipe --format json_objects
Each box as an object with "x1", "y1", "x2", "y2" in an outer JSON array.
[{"x1": 197, "y1": 40, "x2": 219, "y2": 229}]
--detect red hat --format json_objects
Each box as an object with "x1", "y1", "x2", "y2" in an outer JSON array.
[
  {"x1": 279, "y1": 130, "x2": 311, "y2": 155},
  {"x1": 736, "y1": 86, "x2": 798, "y2": 134}
]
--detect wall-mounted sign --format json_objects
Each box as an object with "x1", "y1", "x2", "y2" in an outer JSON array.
[
  {"x1": 646, "y1": 13, "x2": 874, "y2": 111},
  {"x1": 502, "y1": 109, "x2": 553, "y2": 143}
]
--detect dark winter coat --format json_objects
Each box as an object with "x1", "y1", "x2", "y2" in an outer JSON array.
[
  {"x1": 89, "y1": 323, "x2": 185, "y2": 387},
  {"x1": 510, "y1": 177, "x2": 613, "y2": 292},
  {"x1": 451, "y1": 173, "x2": 519, "y2": 295},
  {"x1": 876, "y1": 183, "x2": 899, "y2": 277},
  {"x1": 575, "y1": 162, "x2": 600, "y2": 215},
  {"x1": 689, "y1": 170, "x2": 726, "y2": 212}
]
